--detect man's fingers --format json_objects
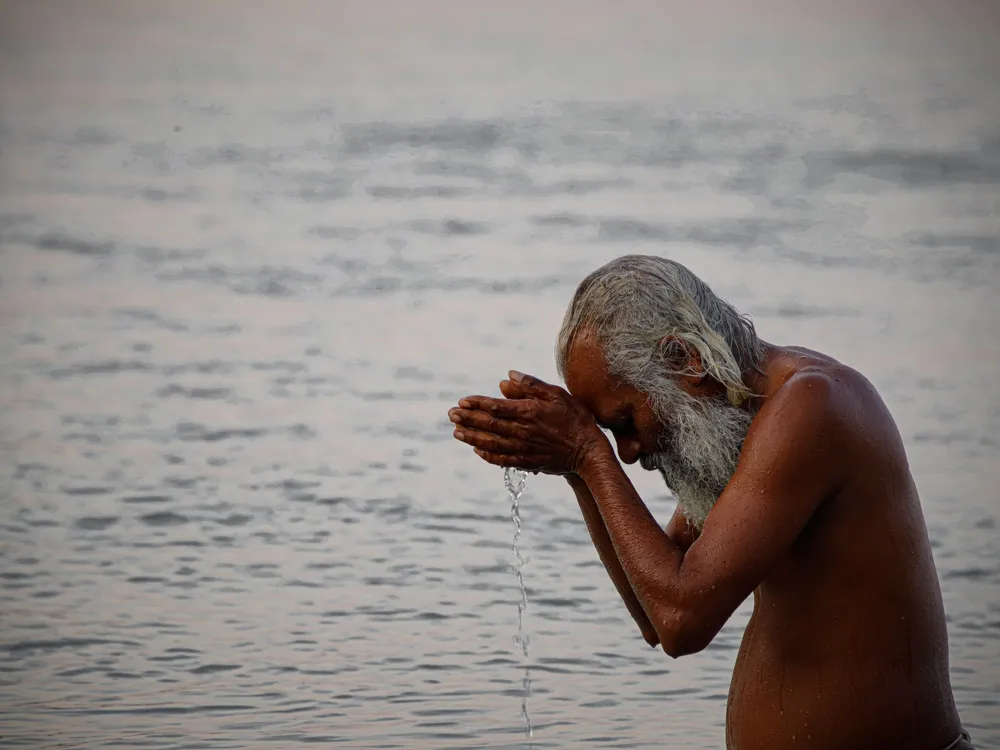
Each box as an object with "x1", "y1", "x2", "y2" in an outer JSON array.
[
  {"x1": 449, "y1": 408, "x2": 527, "y2": 438},
  {"x1": 457, "y1": 395, "x2": 529, "y2": 418},
  {"x1": 453, "y1": 426, "x2": 529, "y2": 455},
  {"x1": 508, "y1": 370, "x2": 564, "y2": 401},
  {"x1": 498, "y1": 379, "x2": 527, "y2": 399}
]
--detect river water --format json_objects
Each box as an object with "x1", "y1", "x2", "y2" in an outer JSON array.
[{"x1": 1, "y1": 3, "x2": 998, "y2": 748}]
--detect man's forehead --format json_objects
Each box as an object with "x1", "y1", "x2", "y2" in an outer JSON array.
[{"x1": 564, "y1": 330, "x2": 615, "y2": 399}]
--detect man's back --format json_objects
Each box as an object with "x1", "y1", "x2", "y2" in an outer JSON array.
[{"x1": 725, "y1": 352, "x2": 963, "y2": 750}]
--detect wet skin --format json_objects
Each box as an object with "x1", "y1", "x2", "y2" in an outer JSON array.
[{"x1": 448, "y1": 331, "x2": 963, "y2": 750}]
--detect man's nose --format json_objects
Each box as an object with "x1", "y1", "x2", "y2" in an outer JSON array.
[{"x1": 615, "y1": 435, "x2": 642, "y2": 465}]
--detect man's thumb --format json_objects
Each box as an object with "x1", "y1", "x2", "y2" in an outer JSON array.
[{"x1": 508, "y1": 370, "x2": 559, "y2": 399}]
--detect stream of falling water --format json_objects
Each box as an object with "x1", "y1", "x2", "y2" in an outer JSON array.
[{"x1": 504, "y1": 466, "x2": 532, "y2": 741}]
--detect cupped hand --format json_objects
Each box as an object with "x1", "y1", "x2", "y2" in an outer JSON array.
[{"x1": 448, "y1": 370, "x2": 608, "y2": 475}]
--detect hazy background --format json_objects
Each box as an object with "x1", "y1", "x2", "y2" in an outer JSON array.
[{"x1": 1, "y1": 1, "x2": 998, "y2": 747}]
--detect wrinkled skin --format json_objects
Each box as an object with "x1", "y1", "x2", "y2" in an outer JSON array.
[
  {"x1": 448, "y1": 371, "x2": 606, "y2": 476},
  {"x1": 448, "y1": 337, "x2": 967, "y2": 750}
]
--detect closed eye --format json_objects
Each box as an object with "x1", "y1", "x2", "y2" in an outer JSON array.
[{"x1": 602, "y1": 414, "x2": 633, "y2": 435}]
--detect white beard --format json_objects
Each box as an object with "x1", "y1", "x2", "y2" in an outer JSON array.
[{"x1": 639, "y1": 383, "x2": 753, "y2": 530}]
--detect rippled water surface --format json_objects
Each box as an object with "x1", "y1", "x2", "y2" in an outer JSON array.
[{"x1": 1, "y1": 3, "x2": 998, "y2": 748}]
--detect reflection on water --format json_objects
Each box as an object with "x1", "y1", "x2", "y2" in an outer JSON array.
[{"x1": 0, "y1": 3, "x2": 998, "y2": 748}]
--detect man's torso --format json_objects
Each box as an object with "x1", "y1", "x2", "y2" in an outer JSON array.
[{"x1": 724, "y1": 351, "x2": 961, "y2": 750}]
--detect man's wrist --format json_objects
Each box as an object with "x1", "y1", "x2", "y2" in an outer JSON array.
[{"x1": 574, "y1": 429, "x2": 615, "y2": 479}]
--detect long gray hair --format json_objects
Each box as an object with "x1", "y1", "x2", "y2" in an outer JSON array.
[{"x1": 555, "y1": 255, "x2": 764, "y2": 406}]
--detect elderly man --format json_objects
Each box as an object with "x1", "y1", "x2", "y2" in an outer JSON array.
[{"x1": 448, "y1": 255, "x2": 972, "y2": 750}]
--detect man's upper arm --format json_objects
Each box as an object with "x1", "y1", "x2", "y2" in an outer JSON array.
[
  {"x1": 673, "y1": 372, "x2": 847, "y2": 647},
  {"x1": 665, "y1": 504, "x2": 699, "y2": 552}
]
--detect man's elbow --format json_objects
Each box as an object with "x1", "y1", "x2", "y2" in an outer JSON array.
[
  {"x1": 659, "y1": 631, "x2": 710, "y2": 659},
  {"x1": 640, "y1": 627, "x2": 660, "y2": 649},
  {"x1": 653, "y1": 607, "x2": 714, "y2": 659}
]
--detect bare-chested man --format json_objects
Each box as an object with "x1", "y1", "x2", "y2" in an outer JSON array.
[{"x1": 448, "y1": 255, "x2": 972, "y2": 749}]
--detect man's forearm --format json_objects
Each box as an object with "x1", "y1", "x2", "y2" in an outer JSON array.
[
  {"x1": 566, "y1": 474, "x2": 660, "y2": 647},
  {"x1": 575, "y1": 442, "x2": 689, "y2": 654}
]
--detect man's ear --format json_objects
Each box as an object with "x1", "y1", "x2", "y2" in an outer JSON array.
[{"x1": 658, "y1": 335, "x2": 706, "y2": 385}]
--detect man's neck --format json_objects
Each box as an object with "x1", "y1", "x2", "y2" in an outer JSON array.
[{"x1": 743, "y1": 341, "x2": 784, "y2": 413}]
